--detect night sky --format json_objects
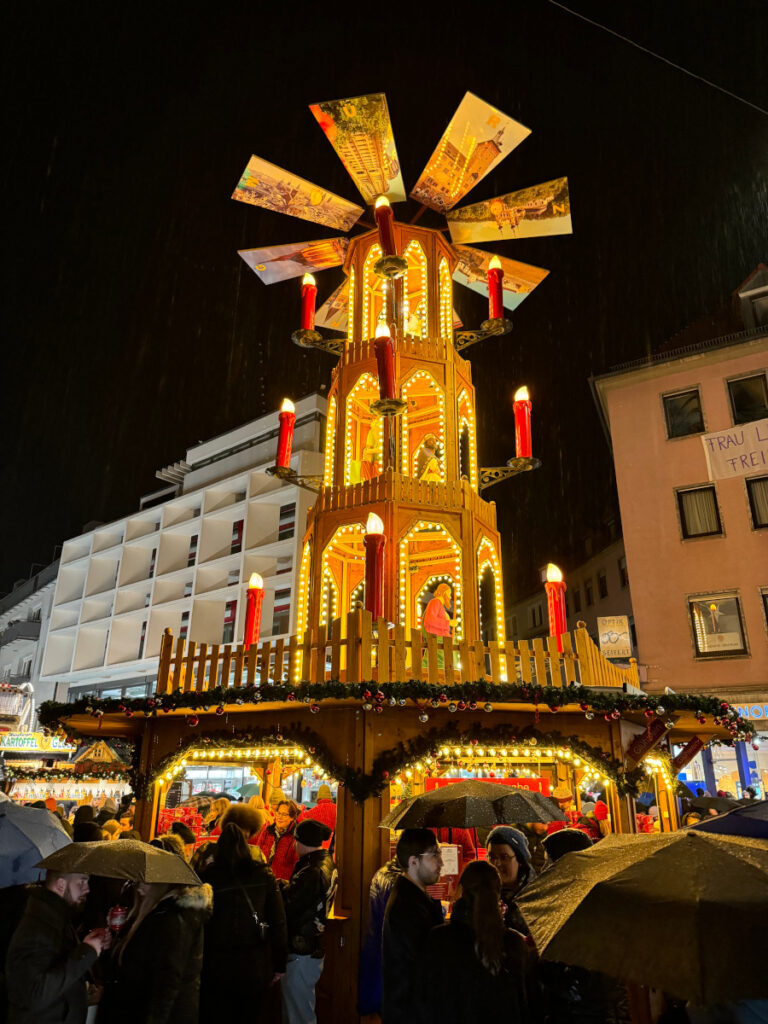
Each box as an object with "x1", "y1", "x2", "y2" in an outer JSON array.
[{"x1": 3, "y1": 2, "x2": 767, "y2": 603}]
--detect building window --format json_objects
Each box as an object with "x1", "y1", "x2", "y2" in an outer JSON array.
[
  {"x1": 222, "y1": 600, "x2": 237, "y2": 644},
  {"x1": 138, "y1": 620, "x2": 147, "y2": 659},
  {"x1": 746, "y1": 476, "x2": 768, "y2": 529},
  {"x1": 276, "y1": 556, "x2": 293, "y2": 575},
  {"x1": 663, "y1": 388, "x2": 704, "y2": 438},
  {"x1": 272, "y1": 588, "x2": 291, "y2": 636},
  {"x1": 230, "y1": 519, "x2": 244, "y2": 555},
  {"x1": 279, "y1": 503, "x2": 296, "y2": 541},
  {"x1": 180, "y1": 610, "x2": 190, "y2": 640},
  {"x1": 148, "y1": 548, "x2": 157, "y2": 578},
  {"x1": 618, "y1": 555, "x2": 628, "y2": 588},
  {"x1": 584, "y1": 579, "x2": 594, "y2": 607},
  {"x1": 597, "y1": 570, "x2": 608, "y2": 599},
  {"x1": 510, "y1": 615, "x2": 518, "y2": 637},
  {"x1": 688, "y1": 593, "x2": 747, "y2": 658},
  {"x1": 676, "y1": 485, "x2": 722, "y2": 538},
  {"x1": 29, "y1": 607, "x2": 42, "y2": 622},
  {"x1": 762, "y1": 590, "x2": 768, "y2": 630},
  {"x1": 183, "y1": 581, "x2": 193, "y2": 598},
  {"x1": 227, "y1": 569, "x2": 240, "y2": 586},
  {"x1": 573, "y1": 588, "x2": 582, "y2": 614},
  {"x1": 235, "y1": 490, "x2": 246, "y2": 503},
  {"x1": 21, "y1": 657, "x2": 32, "y2": 679},
  {"x1": 187, "y1": 535, "x2": 198, "y2": 567},
  {"x1": 144, "y1": 591, "x2": 151, "y2": 607},
  {"x1": 727, "y1": 373, "x2": 768, "y2": 425}
]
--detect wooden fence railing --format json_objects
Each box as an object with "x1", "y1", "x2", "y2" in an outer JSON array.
[{"x1": 155, "y1": 613, "x2": 639, "y2": 696}]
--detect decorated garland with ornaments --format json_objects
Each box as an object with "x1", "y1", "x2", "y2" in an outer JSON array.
[
  {"x1": 5, "y1": 764, "x2": 132, "y2": 783},
  {"x1": 38, "y1": 682, "x2": 755, "y2": 741}
]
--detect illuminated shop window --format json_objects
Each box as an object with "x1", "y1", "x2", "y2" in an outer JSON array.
[
  {"x1": 398, "y1": 521, "x2": 463, "y2": 642},
  {"x1": 688, "y1": 593, "x2": 748, "y2": 658},
  {"x1": 324, "y1": 396, "x2": 337, "y2": 487},
  {"x1": 345, "y1": 373, "x2": 383, "y2": 485},
  {"x1": 401, "y1": 370, "x2": 446, "y2": 481},
  {"x1": 403, "y1": 240, "x2": 428, "y2": 338},
  {"x1": 457, "y1": 387, "x2": 478, "y2": 490},
  {"x1": 439, "y1": 256, "x2": 452, "y2": 337}
]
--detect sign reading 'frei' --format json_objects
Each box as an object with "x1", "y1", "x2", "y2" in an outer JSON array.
[{"x1": 702, "y1": 417, "x2": 768, "y2": 480}]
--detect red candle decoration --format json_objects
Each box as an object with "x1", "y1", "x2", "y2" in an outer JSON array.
[
  {"x1": 374, "y1": 195, "x2": 396, "y2": 256},
  {"x1": 545, "y1": 563, "x2": 567, "y2": 651},
  {"x1": 301, "y1": 273, "x2": 317, "y2": 330},
  {"x1": 276, "y1": 398, "x2": 296, "y2": 468},
  {"x1": 364, "y1": 513, "x2": 386, "y2": 621},
  {"x1": 513, "y1": 386, "x2": 532, "y2": 458},
  {"x1": 244, "y1": 573, "x2": 265, "y2": 647},
  {"x1": 487, "y1": 255, "x2": 503, "y2": 320},
  {"x1": 374, "y1": 323, "x2": 396, "y2": 400}
]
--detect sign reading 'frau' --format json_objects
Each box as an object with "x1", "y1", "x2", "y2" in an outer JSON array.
[
  {"x1": 735, "y1": 704, "x2": 768, "y2": 721},
  {"x1": 702, "y1": 417, "x2": 768, "y2": 481}
]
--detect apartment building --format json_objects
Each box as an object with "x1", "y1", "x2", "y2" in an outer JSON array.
[
  {"x1": 39, "y1": 394, "x2": 325, "y2": 701},
  {"x1": 0, "y1": 561, "x2": 60, "y2": 713},
  {"x1": 592, "y1": 267, "x2": 768, "y2": 794}
]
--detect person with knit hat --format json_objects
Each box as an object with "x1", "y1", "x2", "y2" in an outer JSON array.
[
  {"x1": 297, "y1": 784, "x2": 336, "y2": 850},
  {"x1": 485, "y1": 825, "x2": 535, "y2": 935},
  {"x1": 280, "y1": 819, "x2": 337, "y2": 1024}
]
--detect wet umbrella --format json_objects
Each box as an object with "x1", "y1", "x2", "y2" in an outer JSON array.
[
  {"x1": 38, "y1": 839, "x2": 201, "y2": 885},
  {"x1": 380, "y1": 780, "x2": 565, "y2": 830},
  {"x1": 236, "y1": 783, "x2": 262, "y2": 799},
  {"x1": 0, "y1": 801, "x2": 71, "y2": 886},
  {"x1": 690, "y1": 796, "x2": 741, "y2": 814},
  {"x1": 691, "y1": 799, "x2": 768, "y2": 839},
  {"x1": 516, "y1": 831, "x2": 768, "y2": 1005},
  {"x1": 177, "y1": 793, "x2": 216, "y2": 808}
]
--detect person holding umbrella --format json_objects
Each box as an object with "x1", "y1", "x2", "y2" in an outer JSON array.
[{"x1": 5, "y1": 869, "x2": 110, "y2": 1024}]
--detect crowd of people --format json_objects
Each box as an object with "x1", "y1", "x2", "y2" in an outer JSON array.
[{"x1": 0, "y1": 787, "x2": 339, "y2": 1024}]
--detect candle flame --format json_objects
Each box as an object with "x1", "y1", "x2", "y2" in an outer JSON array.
[
  {"x1": 374, "y1": 323, "x2": 391, "y2": 339},
  {"x1": 374, "y1": 195, "x2": 390, "y2": 209},
  {"x1": 366, "y1": 512, "x2": 385, "y2": 535},
  {"x1": 248, "y1": 573, "x2": 264, "y2": 589},
  {"x1": 546, "y1": 563, "x2": 563, "y2": 583},
  {"x1": 280, "y1": 398, "x2": 295, "y2": 413},
  {"x1": 488, "y1": 255, "x2": 502, "y2": 270},
  {"x1": 514, "y1": 386, "x2": 530, "y2": 402},
  {"x1": 302, "y1": 273, "x2": 316, "y2": 287}
]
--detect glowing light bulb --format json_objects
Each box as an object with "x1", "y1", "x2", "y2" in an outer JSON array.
[
  {"x1": 546, "y1": 563, "x2": 563, "y2": 583},
  {"x1": 366, "y1": 513, "x2": 384, "y2": 535},
  {"x1": 375, "y1": 195, "x2": 390, "y2": 209},
  {"x1": 302, "y1": 273, "x2": 316, "y2": 287},
  {"x1": 514, "y1": 386, "x2": 529, "y2": 402},
  {"x1": 488, "y1": 255, "x2": 502, "y2": 270},
  {"x1": 280, "y1": 397, "x2": 295, "y2": 414},
  {"x1": 248, "y1": 573, "x2": 264, "y2": 589},
  {"x1": 375, "y1": 323, "x2": 391, "y2": 338}
]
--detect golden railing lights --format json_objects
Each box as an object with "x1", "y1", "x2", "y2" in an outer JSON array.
[{"x1": 157, "y1": 745, "x2": 315, "y2": 786}]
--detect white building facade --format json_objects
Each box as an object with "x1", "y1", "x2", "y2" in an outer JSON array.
[
  {"x1": 40, "y1": 395, "x2": 326, "y2": 701},
  {"x1": 0, "y1": 562, "x2": 60, "y2": 721}
]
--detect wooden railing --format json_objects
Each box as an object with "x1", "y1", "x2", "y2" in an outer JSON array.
[
  {"x1": 307, "y1": 471, "x2": 497, "y2": 532},
  {"x1": 155, "y1": 613, "x2": 639, "y2": 696}
]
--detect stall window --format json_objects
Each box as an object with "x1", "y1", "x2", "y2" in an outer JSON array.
[
  {"x1": 727, "y1": 373, "x2": 768, "y2": 425},
  {"x1": 688, "y1": 593, "x2": 747, "y2": 658},
  {"x1": 746, "y1": 476, "x2": 768, "y2": 529},
  {"x1": 663, "y1": 388, "x2": 704, "y2": 438},
  {"x1": 676, "y1": 485, "x2": 722, "y2": 539}
]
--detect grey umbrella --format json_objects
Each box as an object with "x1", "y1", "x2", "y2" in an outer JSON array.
[
  {"x1": 0, "y1": 801, "x2": 71, "y2": 886},
  {"x1": 380, "y1": 780, "x2": 565, "y2": 829},
  {"x1": 38, "y1": 839, "x2": 201, "y2": 884}
]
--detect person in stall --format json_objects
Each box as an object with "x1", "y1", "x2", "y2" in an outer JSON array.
[{"x1": 256, "y1": 799, "x2": 300, "y2": 881}]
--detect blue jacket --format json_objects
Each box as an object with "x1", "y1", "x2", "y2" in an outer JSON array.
[{"x1": 357, "y1": 859, "x2": 402, "y2": 1016}]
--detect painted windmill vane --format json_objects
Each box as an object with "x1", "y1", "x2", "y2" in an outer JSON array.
[{"x1": 232, "y1": 90, "x2": 573, "y2": 490}]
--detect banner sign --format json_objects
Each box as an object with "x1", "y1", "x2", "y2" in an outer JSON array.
[
  {"x1": 425, "y1": 776, "x2": 550, "y2": 796},
  {"x1": 672, "y1": 736, "x2": 704, "y2": 772},
  {"x1": 626, "y1": 719, "x2": 667, "y2": 764},
  {"x1": 0, "y1": 732, "x2": 74, "y2": 753},
  {"x1": 701, "y1": 417, "x2": 768, "y2": 480},
  {"x1": 735, "y1": 703, "x2": 768, "y2": 721},
  {"x1": 597, "y1": 616, "x2": 633, "y2": 659}
]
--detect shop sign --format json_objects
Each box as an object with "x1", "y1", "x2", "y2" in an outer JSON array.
[
  {"x1": 735, "y1": 703, "x2": 768, "y2": 721},
  {"x1": 672, "y1": 736, "x2": 704, "y2": 772},
  {"x1": 597, "y1": 616, "x2": 632, "y2": 659},
  {"x1": 626, "y1": 719, "x2": 666, "y2": 764},
  {"x1": 0, "y1": 732, "x2": 75, "y2": 754},
  {"x1": 702, "y1": 417, "x2": 768, "y2": 480}
]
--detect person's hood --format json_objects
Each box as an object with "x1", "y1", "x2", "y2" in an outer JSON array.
[{"x1": 166, "y1": 883, "x2": 214, "y2": 916}]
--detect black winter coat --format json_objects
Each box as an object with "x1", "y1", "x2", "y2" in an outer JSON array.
[
  {"x1": 5, "y1": 886, "x2": 97, "y2": 1024},
  {"x1": 422, "y1": 899, "x2": 541, "y2": 1024},
  {"x1": 99, "y1": 883, "x2": 212, "y2": 1024},
  {"x1": 281, "y1": 849, "x2": 337, "y2": 957},
  {"x1": 382, "y1": 876, "x2": 443, "y2": 1024},
  {"x1": 199, "y1": 860, "x2": 288, "y2": 1014}
]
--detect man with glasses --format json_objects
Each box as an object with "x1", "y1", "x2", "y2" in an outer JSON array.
[{"x1": 382, "y1": 829, "x2": 444, "y2": 1023}]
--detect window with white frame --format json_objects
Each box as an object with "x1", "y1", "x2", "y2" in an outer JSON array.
[{"x1": 688, "y1": 593, "x2": 747, "y2": 658}]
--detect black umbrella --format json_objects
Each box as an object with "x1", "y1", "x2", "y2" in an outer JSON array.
[
  {"x1": 380, "y1": 780, "x2": 565, "y2": 829},
  {"x1": 691, "y1": 799, "x2": 768, "y2": 839},
  {"x1": 690, "y1": 796, "x2": 742, "y2": 814}
]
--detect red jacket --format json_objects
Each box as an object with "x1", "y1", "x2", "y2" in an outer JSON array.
[
  {"x1": 255, "y1": 822, "x2": 298, "y2": 880},
  {"x1": 298, "y1": 798, "x2": 337, "y2": 849}
]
